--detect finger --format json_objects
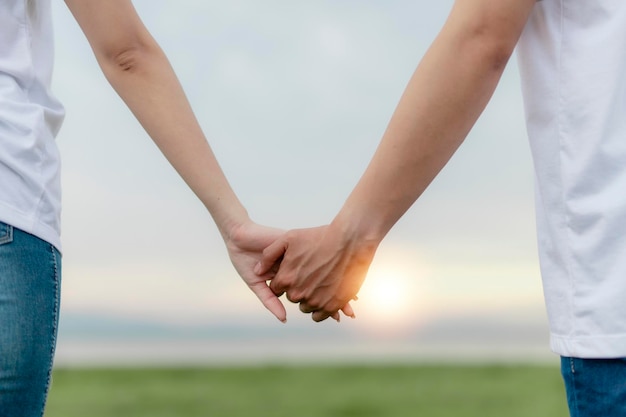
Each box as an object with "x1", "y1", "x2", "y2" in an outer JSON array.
[
  {"x1": 341, "y1": 302, "x2": 356, "y2": 319},
  {"x1": 254, "y1": 237, "x2": 288, "y2": 276},
  {"x1": 271, "y1": 288, "x2": 285, "y2": 298},
  {"x1": 299, "y1": 302, "x2": 316, "y2": 314},
  {"x1": 270, "y1": 262, "x2": 281, "y2": 275},
  {"x1": 258, "y1": 256, "x2": 282, "y2": 280},
  {"x1": 285, "y1": 290, "x2": 304, "y2": 304},
  {"x1": 331, "y1": 312, "x2": 341, "y2": 322},
  {"x1": 269, "y1": 274, "x2": 289, "y2": 298},
  {"x1": 311, "y1": 310, "x2": 333, "y2": 323},
  {"x1": 249, "y1": 282, "x2": 287, "y2": 323}
]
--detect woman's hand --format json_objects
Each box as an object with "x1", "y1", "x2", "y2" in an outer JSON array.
[{"x1": 225, "y1": 220, "x2": 287, "y2": 323}]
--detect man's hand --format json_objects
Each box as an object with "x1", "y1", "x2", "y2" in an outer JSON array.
[
  {"x1": 225, "y1": 221, "x2": 287, "y2": 323},
  {"x1": 255, "y1": 224, "x2": 378, "y2": 322}
]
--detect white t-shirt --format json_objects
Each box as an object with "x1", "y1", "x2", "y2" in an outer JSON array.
[
  {"x1": 0, "y1": 0, "x2": 64, "y2": 250},
  {"x1": 517, "y1": 0, "x2": 626, "y2": 358}
]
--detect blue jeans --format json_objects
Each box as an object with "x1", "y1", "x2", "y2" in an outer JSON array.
[
  {"x1": 0, "y1": 222, "x2": 61, "y2": 417},
  {"x1": 561, "y1": 356, "x2": 626, "y2": 416}
]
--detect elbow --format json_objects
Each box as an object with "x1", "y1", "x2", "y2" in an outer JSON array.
[
  {"x1": 100, "y1": 36, "x2": 160, "y2": 75},
  {"x1": 110, "y1": 45, "x2": 145, "y2": 73},
  {"x1": 454, "y1": 20, "x2": 519, "y2": 74},
  {"x1": 479, "y1": 35, "x2": 517, "y2": 74}
]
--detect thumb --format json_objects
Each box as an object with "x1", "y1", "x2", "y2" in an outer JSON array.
[
  {"x1": 249, "y1": 281, "x2": 287, "y2": 323},
  {"x1": 255, "y1": 236, "x2": 288, "y2": 276}
]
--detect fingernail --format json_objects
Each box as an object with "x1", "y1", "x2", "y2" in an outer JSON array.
[
  {"x1": 281, "y1": 318, "x2": 287, "y2": 324},
  {"x1": 254, "y1": 262, "x2": 261, "y2": 274}
]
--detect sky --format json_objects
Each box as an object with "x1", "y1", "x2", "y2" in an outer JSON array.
[{"x1": 50, "y1": 1, "x2": 549, "y2": 362}]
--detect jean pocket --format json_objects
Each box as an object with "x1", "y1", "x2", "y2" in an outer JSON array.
[{"x1": 0, "y1": 222, "x2": 14, "y2": 245}]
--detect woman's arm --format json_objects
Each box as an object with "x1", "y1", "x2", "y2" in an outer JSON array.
[{"x1": 64, "y1": 0, "x2": 286, "y2": 321}]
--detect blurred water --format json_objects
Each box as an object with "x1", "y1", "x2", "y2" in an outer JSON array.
[
  {"x1": 53, "y1": 305, "x2": 555, "y2": 367},
  {"x1": 54, "y1": 338, "x2": 555, "y2": 367}
]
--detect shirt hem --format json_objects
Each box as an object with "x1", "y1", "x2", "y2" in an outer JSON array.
[
  {"x1": 0, "y1": 207, "x2": 61, "y2": 253},
  {"x1": 550, "y1": 333, "x2": 626, "y2": 358}
]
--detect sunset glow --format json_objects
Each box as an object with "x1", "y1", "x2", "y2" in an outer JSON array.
[{"x1": 357, "y1": 265, "x2": 418, "y2": 327}]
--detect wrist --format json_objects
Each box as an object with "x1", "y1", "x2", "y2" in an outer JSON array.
[
  {"x1": 215, "y1": 206, "x2": 250, "y2": 243},
  {"x1": 330, "y1": 206, "x2": 387, "y2": 251}
]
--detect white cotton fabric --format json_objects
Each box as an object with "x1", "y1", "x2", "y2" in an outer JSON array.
[
  {"x1": 0, "y1": 0, "x2": 64, "y2": 251},
  {"x1": 517, "y1": 0, "x2": 626, "y2": 357}
]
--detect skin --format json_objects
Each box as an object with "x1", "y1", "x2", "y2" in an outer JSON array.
[
  {"x1": 63, "y1": 0, "x2": 289, "y2": 321},
  {"x1": 256, "y1": 0, "x2": 538, "y2": 322}
]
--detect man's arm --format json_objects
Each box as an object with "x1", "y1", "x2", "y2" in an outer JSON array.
[
  {"x1": 64, "y1": 0, "x2": 286, "y2": 322},
  {"x1": 257, "y1": 0, "x2": 537, "y2": 322}
]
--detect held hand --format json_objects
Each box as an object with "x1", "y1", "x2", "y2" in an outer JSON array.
[
  {"x1": 224, "y1": 221, "x2": 287, "y2": 323},
  {"x1": 255, "y1": 224, "x2": 378, "y2": 322}
]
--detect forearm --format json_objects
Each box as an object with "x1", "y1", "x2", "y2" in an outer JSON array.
[
  {"x1": 334, "y1": 34, "x2": 504, "y2": 241},
  {"x1": 333, "y1": 0, "x2": 534, "y2": 243},
  {"x1": 100, "y1": 42, "x2": 247, "y2": 238},
  {"x1": 64, "y1": 0, "x2": 247, "y2": 238}
]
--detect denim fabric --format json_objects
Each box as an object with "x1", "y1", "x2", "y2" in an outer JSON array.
[
  {"x1": 561, "y1": 356, "x2": 626, "y2": 417},
  {"x1": 0, "y1": 222, "x2": 61, "y2": 417}
]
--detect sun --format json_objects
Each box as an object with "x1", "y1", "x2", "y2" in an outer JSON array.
[
  {"x1": 356, "y1": 266, "x2": 416, "y2": 324},
  {"x1": 347, "y1": 245, "x2": 432, "y2": 332},
  {"x1": 362, "y1": 278, "x2": 406, "y2": 312}
]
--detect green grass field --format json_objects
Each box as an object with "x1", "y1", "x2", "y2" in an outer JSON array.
[{"x1": 45, "y1": 364, "x2": 569, "y2": 417}]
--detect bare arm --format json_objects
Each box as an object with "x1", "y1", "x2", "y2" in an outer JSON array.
[
  {"x1": 64, "y1": 0, "x2": 286, "y2": 321},
  {"x1": 259, "y1": 0, "x2": 537, "y2": 321}
]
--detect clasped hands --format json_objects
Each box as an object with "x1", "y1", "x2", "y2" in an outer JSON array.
[{"x1": 225, "y1": 220, "x2": 379, "y2": 323}]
